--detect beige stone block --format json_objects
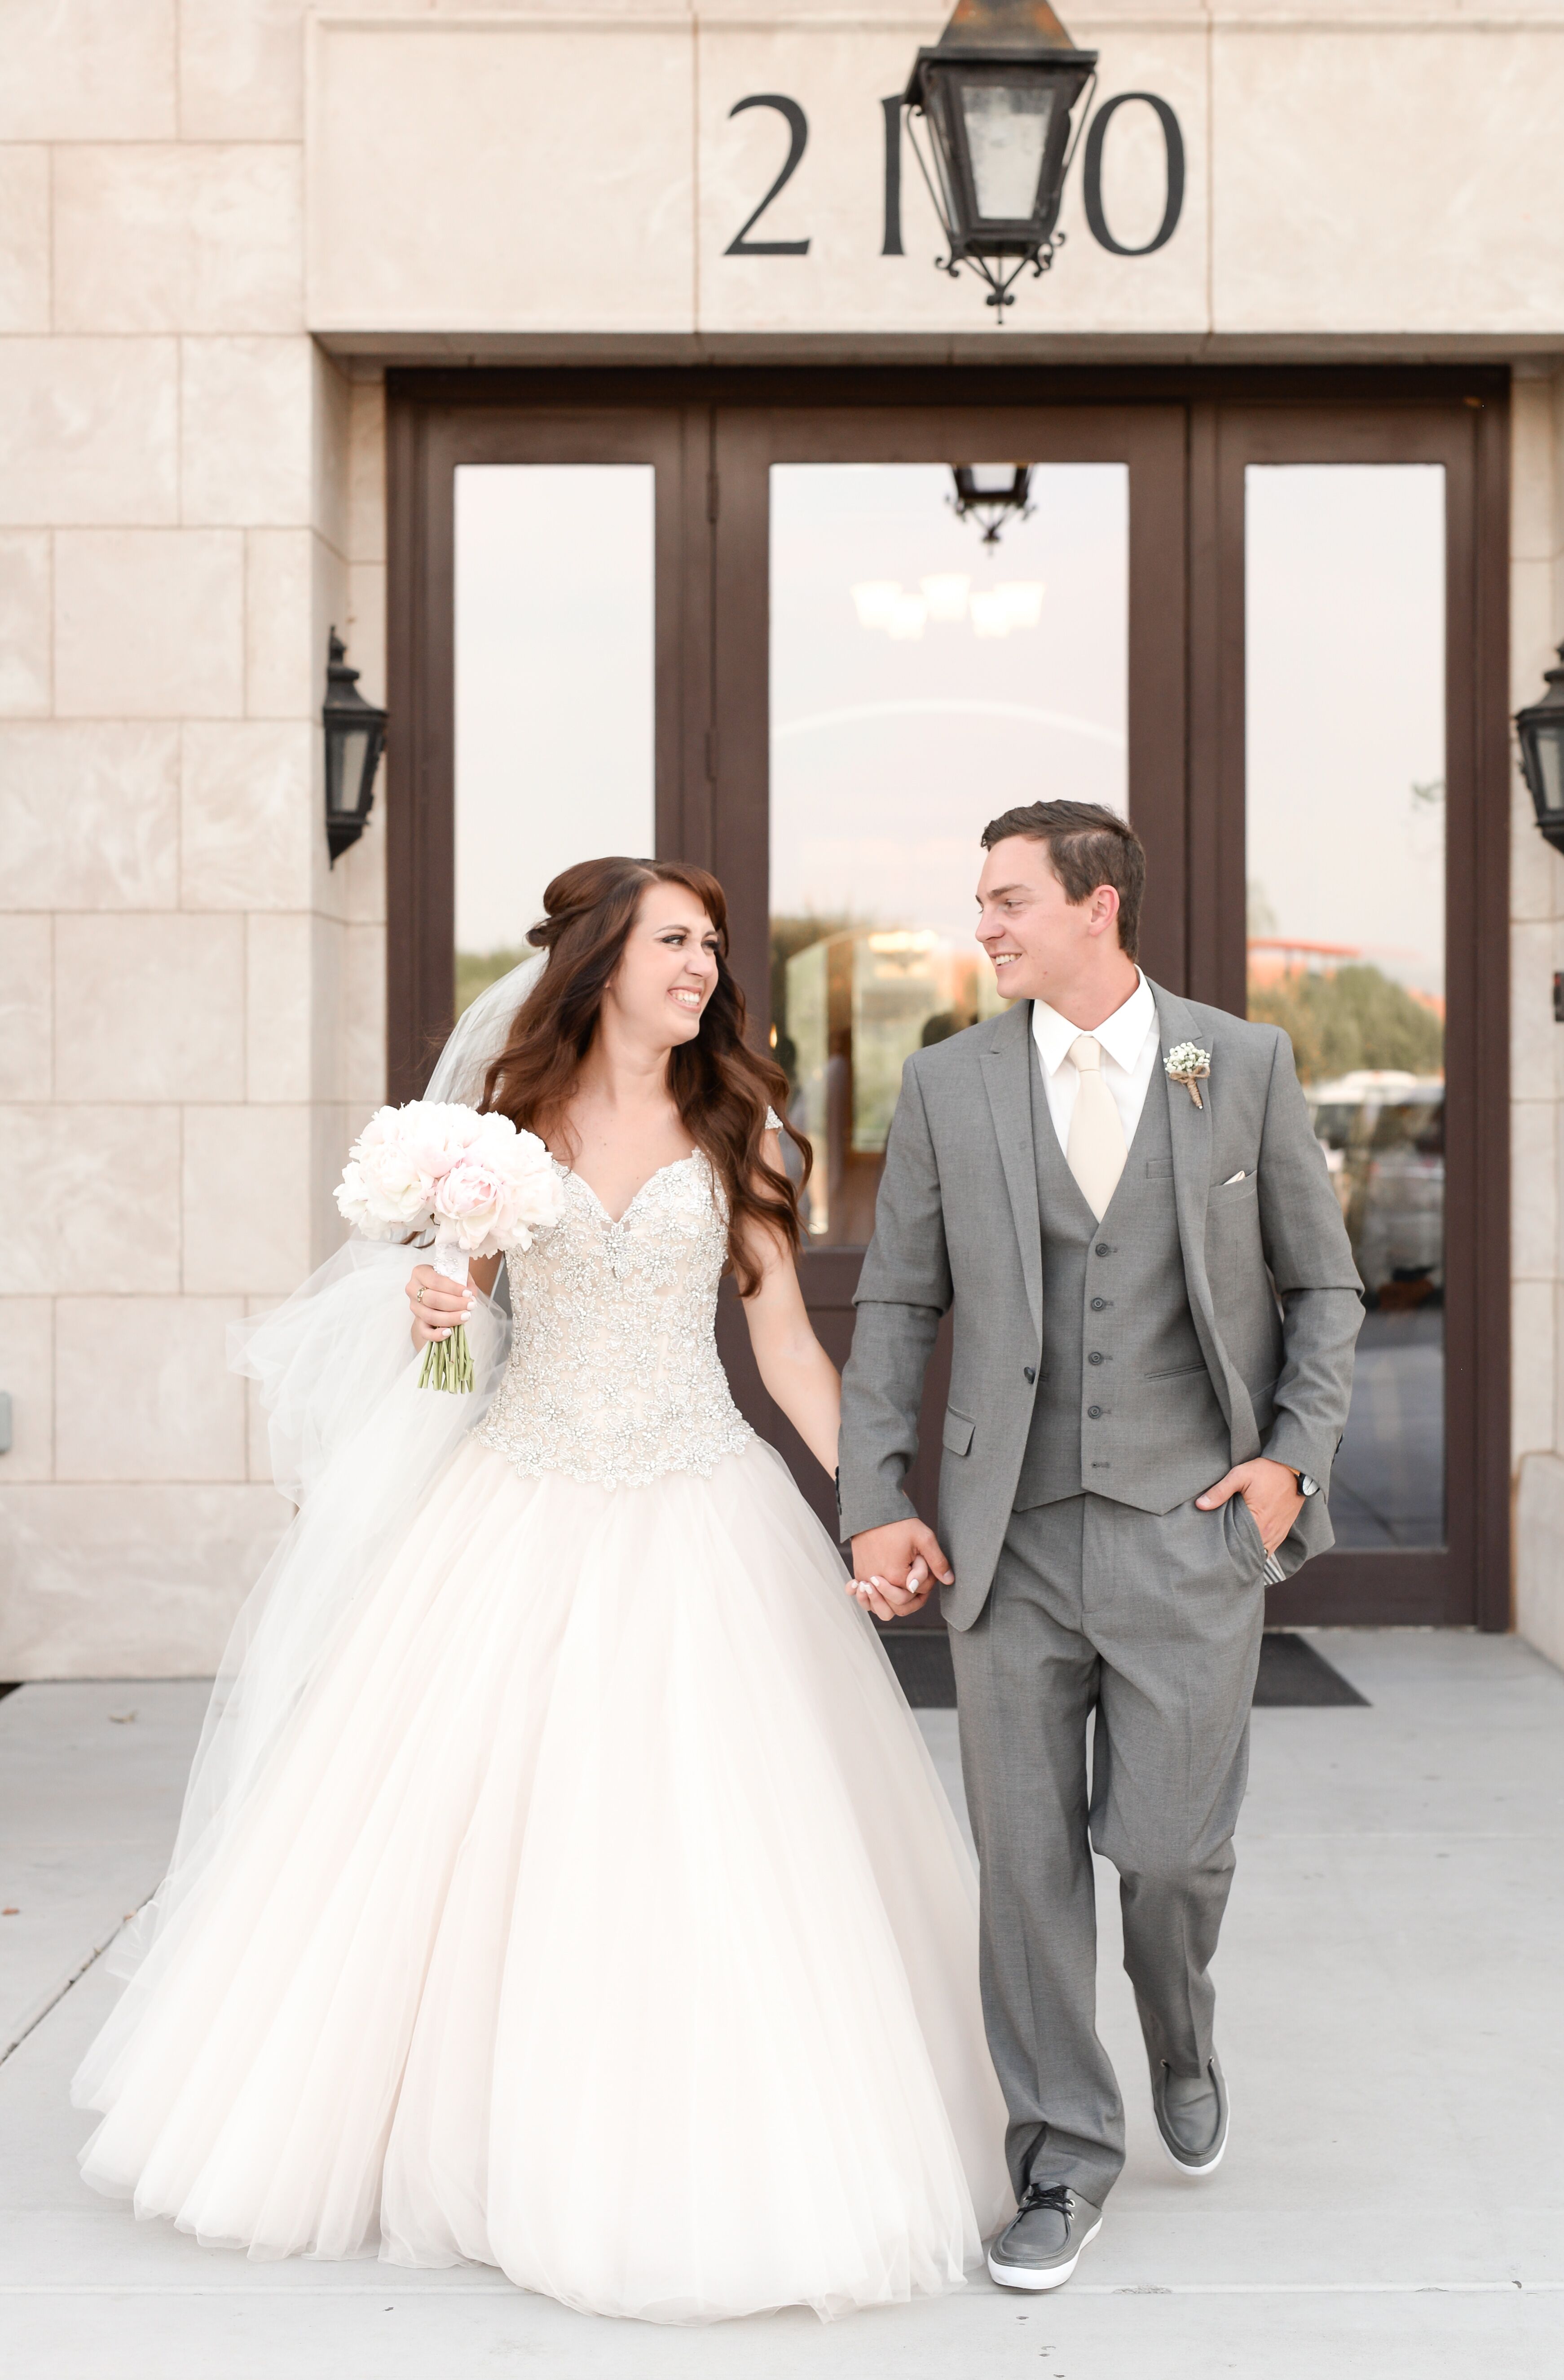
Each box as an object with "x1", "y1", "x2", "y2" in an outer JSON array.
[
  {"x1": 182, "y1": 1105, "x2": 314, "y2": 1297},
  {"x1": 244, "y1": 529, "x2": 316, "y2": 720},
  {"x1": 0, "y1": 1484, "x2": 284, "y2": 1678},
  {"x1": 0, "y1": 147, "x2": 48, "y2": 332},
  {"x1": 1212, "y1": 29, "x2": 1564, "y2": 334},
  {"x1": 1511, "y1": 378, "x2": 1556, "y2": 568},
  {"x1": 54, "y1": 1296, "x2": 245, "y2": 1483},
  {"x1": 0, "y1": 722, "x2": 180, "y2": 910},
  {"x1": 311, "y1": 1103, "x2": 353, "y2": 1270},
  {"x1": 180, "y1": 721, "x2": 313, "y2": 911},
  {"x1": 313, "y1": 346, "x2": 352, "y2": 563},
  {"x1": 179, "y1": 0, "x2": 304, "y2": 142},
  {"x1": 0, "y1": 915, "x2": 50, "y2": 1099},
  {"x1": 1512, "y1": 1099, "x2": 1559, "y2": 1281},
  {"x1": 1511, "y1": 919, "x2": 1564, "y2": 1110},
  {"x1": 344, "y1": 922, "x2": 387, "y2": 1111},
  {"x1": 0, "y1": 338, "x2": 176, "y2": 528},
  {"x1": 243, "y1": 1292, "x2": 277, "y2": 1485},
  {"x1": 54, "y1": 912, "x2": 244, "y2": 1104},
  {"x1": 307, "y1": 19, "x2": 695, "y2": 333},
  {"x1": 1, "y1": 1105, "x2": 181, "y2": 1298},
  {"x1": 0, "y1": 531, "x2": 50, "y2": 715},
  {"x1": 245, "y1": 911, "x2": 313, "y2": 1104},
  {"x1": 53, "y1": 145, "x2": 302, "y2": 335},
  {"x1": 1516, "y1": 1451, "x2": 1564, "y2": 1674},
  {"x1": 0, "y1": 1298, "x2": 53, "y2": 1481},
  {"x1": 1511, "y1": 771, "x2": 1560, "y2": 931},
  {"x1": 348, "y1": 379, "x2": 386, "y2": 566},
  {"x1": 309, "y1": 915, "x2": 346, "y2": 1108},
  {"x1": 1513, "y1": 1279, "x2": 1555, "y2": 1465},
  {"x1": 55, "y1": 530, "x2": 243, "y2": 720},
  {"x1": 345, "y1": 562, "x2": 386, "y2": 709},
  {"x1": 180, "y1": 337, "x2": 314, "y2": 528},
  {"x1": 0, "y1": 2, "x2": 176, "y2": 141},
  {"x1": 1511, "y1": 556, "x2": 1557, "y2": 713}
]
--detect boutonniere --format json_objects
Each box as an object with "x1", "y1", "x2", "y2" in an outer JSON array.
[{"x1": 1164, "y1": 1042, "x2": 1212, "y2": 1109}]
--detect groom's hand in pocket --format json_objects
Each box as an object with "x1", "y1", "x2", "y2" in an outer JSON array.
[
  {"x1": 1197, "y1": 1457, "x2": 1304, "y2": 1554},
  {"x1": 850, "y1": 1521, "x2": 954, "y2": 1620}
]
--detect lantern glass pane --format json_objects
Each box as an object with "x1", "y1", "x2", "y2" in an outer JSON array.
[
  {"x1": 454, "y1": 465, "x2": 654, "y2": 1016},
  {"x1": 1533, "y1": 724, "x2": 1564, "y2": 816},
  {"x1": 331, "y1": 725, "x2": 370, "y2": 816},
  {"x1": 959, "y1": 82, "x2": 1055, "y2": 220},
  {"x1": 769, "y1": 460, "x2": 1127, "y2": 1244},
  {"x1": 1246, "y1": 463, "x2": 1446, "y2": 1550}
]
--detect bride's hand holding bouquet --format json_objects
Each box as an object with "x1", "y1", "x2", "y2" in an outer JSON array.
[{"x1": 334, "y1": 1100, "x2": 564, "y2": 1391}]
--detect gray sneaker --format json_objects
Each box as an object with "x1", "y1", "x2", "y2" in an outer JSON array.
[
  {"x1": 987, "y1": 2183, "x2": 1103, "y2": 2292},
  {"x1": 1151, "y1": 2054, "x2": 1229, "y2": 2175}
]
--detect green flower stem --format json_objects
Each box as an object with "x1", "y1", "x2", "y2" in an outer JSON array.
[{"x1": 417, "y1": 1322, "x2": 476, "y2": 1394}]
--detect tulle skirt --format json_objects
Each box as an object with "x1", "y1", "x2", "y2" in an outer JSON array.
[{"x1": 73, "y1": 1435, "x2": 1012, "y2": 2323}]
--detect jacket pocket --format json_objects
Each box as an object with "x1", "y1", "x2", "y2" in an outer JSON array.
[
  {"x1": 942, "y1": 1407, "x2": 976, "y2": 1457},
  {"x1": 1144, "y1": 1359, "x2": 1208, "y2": 1379},
  {"x1": 1210, "y1": 1172, "x2": 1259, "y2": 1203},
  {"x1": 1145, "y1": 1158, "x2": 1174, "y2": 1177}
]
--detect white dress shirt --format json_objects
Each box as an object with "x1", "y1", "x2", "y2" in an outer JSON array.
[{"x1": 1030, "y1": 970, "x2": 1159, "y2": 1158}]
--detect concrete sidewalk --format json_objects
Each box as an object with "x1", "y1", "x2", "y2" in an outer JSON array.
[{"x1": 2, "y1": 1633, "x2": 1561, "y2": 2377}]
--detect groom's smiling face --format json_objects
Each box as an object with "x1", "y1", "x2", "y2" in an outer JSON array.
[{"x1": 975, "y1": 835, "x2": 1123, "y2": 1007}]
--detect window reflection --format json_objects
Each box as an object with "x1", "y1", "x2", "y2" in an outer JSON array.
[
  {"x1": 770, "y1": 461, "x2": 1128, "y2": 1245},
  {"x1": 1245, "y1": 465, "x2": 1445, "y2": 1549},
  {"x1": 454, "y1": 465, "x2": 654, "y2": 1015}
]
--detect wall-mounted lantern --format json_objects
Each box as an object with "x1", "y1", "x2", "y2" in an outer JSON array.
[
  {"x1": 903, "y1": 0, "x2": 1097, "y2": 313},
  {"x1": 1518, "y1": 643, "x2": 1564, "y2": 854},
  {"x1": 323, "y1": 629, "x2": 387, "y2": 865}
]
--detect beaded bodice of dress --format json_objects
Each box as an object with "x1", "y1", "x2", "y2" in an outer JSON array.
[{"x1": 476, "y1": 1151, "x2": 755, "y2": 1491}]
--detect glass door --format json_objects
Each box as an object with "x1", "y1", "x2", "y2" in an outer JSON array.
[
  {"x1": 708, "y1": 403, "x2": 1188, "y2": 1546},
  {"x1": 1196, "y1": 399, "x2": 1510, "y2": 1630}
]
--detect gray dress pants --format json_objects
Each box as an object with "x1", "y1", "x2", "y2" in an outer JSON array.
[{"x1": 947, "y1": 1490, "x2": 1268, "y2": 2208}]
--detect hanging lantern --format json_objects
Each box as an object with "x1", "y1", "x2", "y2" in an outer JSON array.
[
  {"x1": 322, "y1": 629, "x2": 387, "y2": 865},
  {"x1": 904, "y1": 0, "x2": 1097, "y2": 314},
  {"x1": 1517, "y1": 642, "x2": 1564, "y2": 854}
]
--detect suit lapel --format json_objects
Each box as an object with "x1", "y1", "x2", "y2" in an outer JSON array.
[
  {"x1": 1149, "y1": 980, "x2": 1256, "y2": 1448},
  {"x1": 979, "y1": 1001, "x2": 1043, "y2": 1344}
]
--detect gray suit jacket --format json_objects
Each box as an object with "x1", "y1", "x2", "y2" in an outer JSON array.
[{"x1": 837, "y1": 983, "x2": 1364, "y2": 1630}]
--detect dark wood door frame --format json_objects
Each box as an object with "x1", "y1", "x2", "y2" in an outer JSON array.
[{"x1": 385, "y1": 363, "x2": 1511, "y2": 1629}]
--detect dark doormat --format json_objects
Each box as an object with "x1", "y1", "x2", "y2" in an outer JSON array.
[
  {"x1": 880, "y1": 1631, "x2": 957, "y2": 1709},
  {"x1": 881, "y1": 1629, "x2": 1368, "y2": 1710},
  {"x1": 1253, "y1": 1632, "x2": 1368, "y2": 1707}
]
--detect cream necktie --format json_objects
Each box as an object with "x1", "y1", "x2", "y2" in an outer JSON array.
[{"x1": 1066, "y1": 1034, "x2": 1128, "y2": 1221}]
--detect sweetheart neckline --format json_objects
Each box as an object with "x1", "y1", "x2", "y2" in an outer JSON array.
[{"x1": 554, "y1": 1151, "x2": 703, "y2": 1230}]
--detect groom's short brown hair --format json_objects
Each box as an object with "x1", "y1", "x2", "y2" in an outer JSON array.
[{"x1": 981, "y1": 801, "x2": 1145, "y2": 963}]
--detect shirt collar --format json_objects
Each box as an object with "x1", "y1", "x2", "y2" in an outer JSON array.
[{"x1": 1031, "y1": 970, "x2": 1155, "y2": 1077}]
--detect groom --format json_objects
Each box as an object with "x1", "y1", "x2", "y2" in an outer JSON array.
[{"x1": 838, "y1": 802, "x2": 1361, "y2": 2291}]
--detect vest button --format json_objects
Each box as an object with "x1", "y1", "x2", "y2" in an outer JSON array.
[
  {"x1": 1087, "y1": 1404, "x2": 1103, "y2": 1419},
  {"x1": 1095, "y1": 1242, "x2": 1110, "y2": 1257},
  {"x1": 1088, "y1": 1350, "x2": 1104, "y2": 1365},
  {"x1": 1090, "y1": 1297, "x2": 1107, "y2": 1311},
  {"x1": 1023, "y1": 1365, "x2": 1036, "y2": 1383}
]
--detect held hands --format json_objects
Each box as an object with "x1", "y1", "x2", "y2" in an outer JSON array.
[
  {"x1": 406, "y1": 1262, "x2": 474, "y2": 1351},
  {"x1": 1196, "y1": 1456, "x2": 1304, "y2": 1554},
  {"x1": 847, "y1": 1519, "x2": 955, "y2": 1623}
]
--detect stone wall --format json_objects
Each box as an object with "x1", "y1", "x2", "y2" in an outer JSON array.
[
  {"x1": 1512, "y1": 369, "x2": 1564, "y2": 1669},
  {"x1": 0, "y1": 4, "x2": 386, "y2": 1675}
]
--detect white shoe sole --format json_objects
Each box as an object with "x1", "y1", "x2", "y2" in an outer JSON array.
[{"x1": 987, "y1": 2215, "x2": 1102, "y2": 2292}]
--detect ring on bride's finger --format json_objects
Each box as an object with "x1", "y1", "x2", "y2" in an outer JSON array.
[{"x1": 415, "y1": 1285, "x2": 426, "y2": 1304}]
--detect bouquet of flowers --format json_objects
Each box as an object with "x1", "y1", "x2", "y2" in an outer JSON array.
[{"x1": 334, "y1": 1101, "x2": 564, "y2": 1391}]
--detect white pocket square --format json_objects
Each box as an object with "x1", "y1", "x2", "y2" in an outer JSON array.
[{"x1": 1221, "y1": 1170, "x2": 1248, "y2": 1186}]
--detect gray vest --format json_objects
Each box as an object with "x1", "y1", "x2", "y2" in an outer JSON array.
[{"x1": 1014, "y1": 1054, "x2": 1232, "y2": 1514}]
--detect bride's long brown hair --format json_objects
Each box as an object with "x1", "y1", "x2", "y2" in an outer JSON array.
[{"x1": 479, "y1": 857, "x2": 810, "y2": 1295}]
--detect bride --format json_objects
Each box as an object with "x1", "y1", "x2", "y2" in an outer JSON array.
[{"x1": 72, "y1": 855, "x2": 1011, "y2": 2323}]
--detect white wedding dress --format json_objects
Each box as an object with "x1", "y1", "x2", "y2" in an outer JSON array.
[{"x1": 73, "y1": 1141, "x2": 1012, "y2": 2323}]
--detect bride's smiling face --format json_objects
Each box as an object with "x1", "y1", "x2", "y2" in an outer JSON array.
[{"x1": 607, "y1": 888, "x2": 722, "y2": 1048}]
